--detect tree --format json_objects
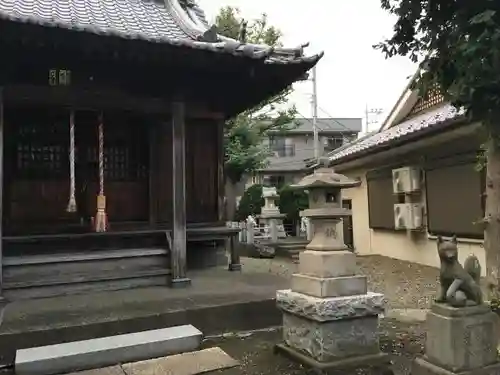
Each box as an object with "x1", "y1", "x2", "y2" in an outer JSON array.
[
  {"x1": 234, "y1": 184, "x2": 264, "y2": 222},
  {"x1": 375, "y1": 0, "x2": 500, "y2": 298},
  {"x1": 278, "y1": 185, "x2": 309, "y2": 223},
  {"x1": 215, "y1": 7, "x2": 299, "y2": 220}
]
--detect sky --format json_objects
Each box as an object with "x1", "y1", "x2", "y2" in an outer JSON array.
[{"x1": 198, "y1": 0, "x2": 418, "y2": 133}]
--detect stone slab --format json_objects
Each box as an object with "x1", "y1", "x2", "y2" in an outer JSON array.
[
  {"x1": 282, "y1": 312, "x2": 380, "y2": 362},
  {"x1": 412, "y1": 356, "x2": 500, "y2": 375},
  {"x1": 15, "y1": 325, "x2": 203, "y2": 375},
  {"x1": 276, "y1": 289, "x2": 386, "y2": 322},
  {"x1": 274, "y1": 343, "x2": 390, "y2": 372},
  {"x1": 66, "y1": 366, "x2": 125, "y2": 375},
  {"x1": 291, "y1": 274, "x2": 367, "y2": 298},
  {"x1": 122, "y1": 347, "x2": 239, "y2": 375},
  {"x1": 298, "y1": 250, "x2": 356, "y2": 278},
  {"x1": 425, "y1": 304, "x2": 498, "y2": 372}
]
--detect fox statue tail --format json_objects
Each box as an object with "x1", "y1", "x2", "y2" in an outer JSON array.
[{"x1": 464, "y1": 254, "x2": 481, "y2": 284}]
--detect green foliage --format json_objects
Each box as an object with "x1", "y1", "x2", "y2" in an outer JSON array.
[
  {"x1": 215, "y1": 7, "x2": 298, "y2": 183},
  {"x1": 235, "y1": 184, "x2": 264, "y2": 221},
  {"x1": 278, "y1": 185, "x2": 309, "y2": 221},
  {"x1": 375, "y1": 0, "x2": 500, "y2": 128}
]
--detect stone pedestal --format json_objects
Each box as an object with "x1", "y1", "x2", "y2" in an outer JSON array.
[
  {"x1": 275, "y1": 165, "x2": 388, "y2": 371},
  {"x1": 412, "y1": 304, "x2": 500, "y2": 375},
  {"x1": 276, "y1": 252, "x2": 388, "y2": 370},
  {"x1": 258, "y1": 213, "x2": 287, "y2": 242},
  {"x1": 259, "y1": 186, "x2": 286, "y2": 241}
]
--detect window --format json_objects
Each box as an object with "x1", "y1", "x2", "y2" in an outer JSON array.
[
  {"x1": 425, "y1": 155, "x2": 484, "y2": 239},
  {"x1": 269, "y1": 136, "x2": 295, "y2": 157},
  {"x1": 270, "y1": 175, "x2": 285, "y2": 189},
  {"x1": 367, "y1": 170, "x2": 399, "y2": 230},
  {"x1": 324, "y1": 136, "x2": 344, "y2": 152},
  {"x1": 10, "y1": 108, "x2": 69, "y2": 179}
]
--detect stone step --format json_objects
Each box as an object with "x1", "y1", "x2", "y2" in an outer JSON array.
[{"x1": 15, "y1": 325, "x2": 203, "y2": 375}]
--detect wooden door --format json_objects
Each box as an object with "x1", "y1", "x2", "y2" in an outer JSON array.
[
  {"x1": 5, "y1": 106, "x2": 72, "y2": 233},
  {"x1": 76, "y1": 111, "x2": 150, "y2": 223}
]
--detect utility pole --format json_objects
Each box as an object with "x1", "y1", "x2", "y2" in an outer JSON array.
[
  {"x1": 364, "y1": 105, "x2": 383, "y2": 133},
  {"x1": 311, "y1": 65, "x2": 319, "y2": 160}
]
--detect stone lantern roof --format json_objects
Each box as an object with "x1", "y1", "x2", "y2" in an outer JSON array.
[{"x1": 291, "y1": 159, "x2": 360, "y2": 190}]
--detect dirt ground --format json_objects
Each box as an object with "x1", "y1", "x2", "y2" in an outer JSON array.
[
  {"x1": 202, "y1": 318, "x2": 425, "y2": 375},
  {"x1": 240, "y1": 254, "x2": 440, "y2": 309}
]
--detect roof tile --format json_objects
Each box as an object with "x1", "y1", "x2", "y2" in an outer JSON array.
[
  {"x1": 0, "y1": 0, "x2": 324, "y2": 65},
  {"x1": 328, "y1": 104, "x2": 465, "y2": 163}
]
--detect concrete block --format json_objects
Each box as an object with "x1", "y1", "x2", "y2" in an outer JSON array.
[
  {"x1": 298, "y1": 250, "x2": 356, "y2": 278},
  {"x1": 291, "y1": 274, "x2": 367, "y2": 298},
  {"x1": 65, "y1": 366, "x2": 125, "y2": 375},
  {"x1": 282, "y1": 312, "x2": 380, "y2": 362},
  {"x1": 424, "y1": 304, "x2": 498, "y2": 372},
  {"x1": 15, "y1": 325, "x2": 203, "y2": 375},
  {"x1": 122, "y1": 347, "x2": 239, "y2": 375}
]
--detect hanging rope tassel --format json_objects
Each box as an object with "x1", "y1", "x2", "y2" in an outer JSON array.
[
  {"x1": 94, "y1": 112, "x2": 108, "y2": 232},
  {"x1": 66, "y1": 110, "x2": 77, "y2": 213}
]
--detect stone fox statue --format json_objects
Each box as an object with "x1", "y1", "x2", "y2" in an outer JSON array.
[{"x1": 436, "y1": 235, "x2": 483, "y2": 307}]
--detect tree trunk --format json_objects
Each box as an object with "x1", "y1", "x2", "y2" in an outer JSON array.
[{"x1": 484, "y1": 136, "x2": 500, "y2": 300}]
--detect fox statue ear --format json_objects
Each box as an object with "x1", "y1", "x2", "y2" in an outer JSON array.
[
  {"x1": 451, "y1": 234, "x2": 457, "y2": 243},
  {"x1": 437, "y1": 235, "x2": 443, "y2": 244}
]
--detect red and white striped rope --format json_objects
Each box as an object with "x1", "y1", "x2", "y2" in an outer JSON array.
[{"x1": 98, "y1": 112, "x2": 104, "y2": 196}]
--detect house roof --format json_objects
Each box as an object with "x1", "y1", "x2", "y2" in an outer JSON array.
[
  {"x1": 328, "y1": 103, "x2": 465, "y2": 163},
  {"x1": 0, "y1": 0, "x2": 322, "y2": 65},
  {"x1": 270, "y1": 117, "x2": 362, "y2": 134}
]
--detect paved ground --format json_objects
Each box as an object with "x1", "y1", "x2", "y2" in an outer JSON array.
[
  {"x1": 0, "y1": 254, "x2": 441, "y2": 373},
  {"x1": 240, "y1": 254, "x2": 440, "y2": 309},
  {"x1": 202, "y1": 318, "x2": 426, "y2": 375}
]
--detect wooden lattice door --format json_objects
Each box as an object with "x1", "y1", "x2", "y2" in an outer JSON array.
[
  {"x1": 75, "y1": 111, "x2": 149, "y2": 223},
  {"x1": 5, "y1": 106, "x2": 71, "y2": 230}
]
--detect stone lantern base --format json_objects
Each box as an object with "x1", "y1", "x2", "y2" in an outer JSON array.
[
  {"x1": 275, "y1": 249, "x2": 389, "y2": 372},
  {"x1": 275, "y1": 290, "x2": 388, "y2": 371}
]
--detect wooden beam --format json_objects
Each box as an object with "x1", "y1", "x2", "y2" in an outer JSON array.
[
  {"x1": 0, "y1": 88, "x2": 4, "y2": 299},
  {"x1": 3, "y1": 85, "x2": 224, "y2": 120},
  {"x1": 170, "y1": 101, "x2": 190, "y2": 287}
]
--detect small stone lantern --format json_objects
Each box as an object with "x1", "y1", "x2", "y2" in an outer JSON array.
[
  {"x1": 257, "y1": 178, "x2": 286, "y2": 242},
  {"x1": 275, "y1": 159, "x2": 388, "y2": 372}
]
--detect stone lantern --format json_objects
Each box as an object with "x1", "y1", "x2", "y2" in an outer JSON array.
[
  {"x1": 257, "y1": 178, "x2": 286, "y2": 242},
  {"x1": 275, "y1": 160, "x2": 388, "y2": 372}
]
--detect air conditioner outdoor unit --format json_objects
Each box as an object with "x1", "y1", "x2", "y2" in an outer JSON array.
[
  {"x1": 392, "y1": 166, "x2": 421, "y2": 194},
  {"x1": 394, "y1": 203, "x2": 423, "y2": 230}
]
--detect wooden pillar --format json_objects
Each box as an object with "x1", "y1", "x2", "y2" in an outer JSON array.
[
  {"x1": 217, "y1": 119, "x2": 225, "y2": 222},
  {"x1": 170, "y1": 101, "x2": 191, "y2": 287},
  {"x1": 148, "y1": 122, "x2": 158, "y2": 225},
  {"x1": 0, "y1": 89, "x2": 4, "y2": 299}
]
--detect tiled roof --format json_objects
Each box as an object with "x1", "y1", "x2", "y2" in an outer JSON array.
[
  {"x1": 0, "y1": 0, "x2": 323, "y2": 65},
  {"x1": 268, "y1": 118, "x2": 362, "y2": 134},
  {"x1": 328, "y1": 104, "x2": 465, "y2": 163}
]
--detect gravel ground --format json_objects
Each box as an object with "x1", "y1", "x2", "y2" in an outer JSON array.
[
  {"x1": 203, "y1": 318, "x2": 426, "y2": 375},
  {"x1": 240, "y1": 255, "x2": 440, "y2": 309}
]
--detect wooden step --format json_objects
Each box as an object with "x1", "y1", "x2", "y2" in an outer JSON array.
[
  {"x1": 4, "y1": 248, "x2": 168, "y2": 266},
  {"x1": 15, "y1": 325, "x2": 202, "y2": 375},
  {"x1": 3, "y1": 248, "x2": 171, "y2": 300},
  {"x1": 4, "y1": 268, "x2": 171, "y2": 289}
]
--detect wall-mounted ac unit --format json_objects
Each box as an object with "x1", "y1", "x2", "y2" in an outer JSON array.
[
  {"x1": 392, "y1": 166, "x2": 421, "y2": 194},
  {"x1": 394, "y1": 203, "x2": 423, "y2": 230}
]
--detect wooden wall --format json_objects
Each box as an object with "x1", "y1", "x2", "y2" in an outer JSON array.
[
  {"x1": 4, "y1": 105, "x2": 221, "y2": 234},
  {"x1": 153, "y1": 118, "x2": 219, "y2": 225}
]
